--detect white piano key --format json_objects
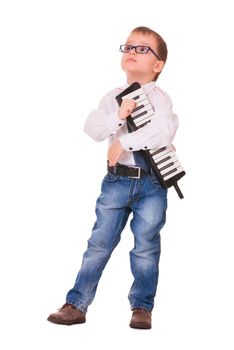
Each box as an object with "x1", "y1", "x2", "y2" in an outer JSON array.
[
  {"x1": 134, "y1": 112, "x2": 153, "y2": 125},
  {"x1": 135, "y1": 118, "x2": 153, "y2": 127},
  {"x1": 135, "y1": 119, "x2": 151, "y2": 128},
  {"x1": 160, "y1": 161, "x2": 180, "y2": 175},
  {"x1": 163, "y1": 166, "x2": 184, "y2": 181},
  {"x1": 153, "y1": 151, "x2": 176, "y2": 164},
  {"x1": 157, "y1": 156, "x2": 178, "y2": 170}
]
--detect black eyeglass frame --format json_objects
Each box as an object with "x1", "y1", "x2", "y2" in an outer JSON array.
[{"x1": 119, "y1": 44, "x2": 161, "y2": 61}]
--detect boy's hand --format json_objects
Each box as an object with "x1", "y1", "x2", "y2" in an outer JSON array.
[
  {"x1": 108, "y1": 139, "x2": 125, "y2": 166},
  {"x1": 118, "y1": 98, "x2": 136, "y2": 120}
]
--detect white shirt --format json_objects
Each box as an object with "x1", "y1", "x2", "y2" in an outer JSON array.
[{"x1": 83, "y1": 81, "x2": 178, "y2": 167}]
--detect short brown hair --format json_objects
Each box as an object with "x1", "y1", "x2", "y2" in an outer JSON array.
[{"x1": 131, "y1": 26, "x2": 168, "y2": 81}]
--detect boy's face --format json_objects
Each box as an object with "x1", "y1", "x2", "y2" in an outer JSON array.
[{"x1": 121, "y1": 31, "x2": 164, "y2": 84}]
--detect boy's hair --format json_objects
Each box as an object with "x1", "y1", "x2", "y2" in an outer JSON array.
[{"x1": 131, "y1": 26, "x2": 168, "y2": 81}]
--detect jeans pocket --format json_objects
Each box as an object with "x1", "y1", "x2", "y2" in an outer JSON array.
[
  {"x1": 149, "y1": 173, "x2": 160, "y2": 185},
  {"x1": 149, "y1": 173, "x2": 167, "y2": 191}
]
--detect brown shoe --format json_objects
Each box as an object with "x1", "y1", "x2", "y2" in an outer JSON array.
[
  {"x1": 47, "y1": 303, "x2": 86, "y2": 325},
  {"x1": 130, "y1": 308, "x2": 152, "y2": 329}
]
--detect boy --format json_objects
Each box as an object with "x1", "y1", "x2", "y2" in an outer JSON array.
[{"x1": 47, "y1": 26, "x2": 178, "y2": 329}]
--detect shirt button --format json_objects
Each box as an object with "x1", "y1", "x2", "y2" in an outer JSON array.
[
  {"x1": 129, "y1": 147, "x2": 133, "y2": 150},
  {"x1": 118, "y1": 123, "x2": 122, "y2": 126},
  {"x1": 144, "y1": 146, "x2": 148, "y2": 149}
]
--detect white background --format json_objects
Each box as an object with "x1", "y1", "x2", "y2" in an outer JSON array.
[{"x1": 0, "y1": 0, "x2": 233, "y2": 349}]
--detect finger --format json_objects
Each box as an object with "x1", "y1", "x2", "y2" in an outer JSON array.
[
  {"x1": 108, "y1": 156, "x2": 117, "y2": 166},
  {"x1": 131, "y1": 99, "x2": 136, "y2": 107},
  {"x1": 107, "y1": 150, "x2": 116, "y2": 166},
  {"x1": 109, "y1": 159, "x2": 117, "y2": 166}
]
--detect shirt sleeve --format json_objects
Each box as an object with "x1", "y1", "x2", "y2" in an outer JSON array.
[
  {"x1": 119, "y1": 90, "x2": 178, "y2": 152},
  {"x1": 83, "y1": 90, "x2": 126, "y2": 141}
]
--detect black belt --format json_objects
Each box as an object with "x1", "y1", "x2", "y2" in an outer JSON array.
[{"x1": 108, "y1": 163, "x2": 149, "y2": 179}]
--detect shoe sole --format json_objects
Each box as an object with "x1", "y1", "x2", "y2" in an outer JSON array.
[
  {"x1": 47, "y1": 316, "x2": 86, "y2": 325},
  {"x1": 130, "y1": 322, "x2": 151, "y2": 329}
]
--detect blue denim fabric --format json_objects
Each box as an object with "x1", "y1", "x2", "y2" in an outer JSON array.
[{"x1": 66, "y1": 172, "x2": 167, "y2": 313}]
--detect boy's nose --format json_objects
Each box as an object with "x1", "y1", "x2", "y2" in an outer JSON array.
[{"x1": 129, "y1": 48, "x2": 136, "y2": 54}]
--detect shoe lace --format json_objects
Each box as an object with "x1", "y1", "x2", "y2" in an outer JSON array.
[{"x1": 59, "y1": 303, "x2": 77, "y2": 311}]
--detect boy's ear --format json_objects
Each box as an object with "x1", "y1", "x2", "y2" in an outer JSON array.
[{"x1": 153, "y1": 60, "x2": 165, "y2": 74}]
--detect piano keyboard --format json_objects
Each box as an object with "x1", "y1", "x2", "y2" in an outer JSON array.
[{"x1": 116, "y1": 82, "x2": 186, "y2": 199}]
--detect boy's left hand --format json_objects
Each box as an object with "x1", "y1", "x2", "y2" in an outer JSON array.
[{"x1": 108, "y1": 139, "x2": 124, "y2": 166}]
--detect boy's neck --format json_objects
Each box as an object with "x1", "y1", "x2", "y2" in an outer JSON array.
[{"x1": 126, "y1": 74, "x2": 154, "y2": 86}]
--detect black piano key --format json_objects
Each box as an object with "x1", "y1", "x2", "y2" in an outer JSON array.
[
  {"x1": 159, "y1": 161, "x2": 174, "y2": 171},
  {"x1": 162, "y1": 167, "x2": 177, "y2": 178},
  {"x1": 150, "y1": 147, "x2": 167, "y2": 157},
  {"x1": 132, "y1": 110, "x2": 148, "y2": 120},
  {"x1": 156, "y1": 155, "x2": 171, "y2": 165},
  {"x1": 132, "y1": 104, "x2": 144, "y2": 113},
  {"x1": 135, "y1": 116, "x2": 152, "y2": 125},
  {"x1": 138, "y1": 121, "x2": 151, "y2": 128}
]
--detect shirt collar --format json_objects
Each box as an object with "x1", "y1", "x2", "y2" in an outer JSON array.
[{"x1": 141, "y1": 81, "x2": 155, "y2": 95}]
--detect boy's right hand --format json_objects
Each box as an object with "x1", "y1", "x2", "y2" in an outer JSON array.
[{"x1": 118, "y1": 98, "x2": 136, "y2": 120}]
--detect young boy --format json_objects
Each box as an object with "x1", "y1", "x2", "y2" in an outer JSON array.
[{"x1": 47, "y1": 26, "x2": 178, "y2": 329}]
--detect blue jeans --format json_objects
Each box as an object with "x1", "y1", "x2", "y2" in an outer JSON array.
[{"x1": 66, "y1": 172, "x2": 167, "y2": 312}]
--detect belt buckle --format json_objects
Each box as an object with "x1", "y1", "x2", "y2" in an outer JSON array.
[{"x1": 129, "y1": 167, "x2": 141, "y2": 179}]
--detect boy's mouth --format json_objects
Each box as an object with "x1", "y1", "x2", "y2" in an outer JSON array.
[{"x1": 126, "y1": 58, "x2": 137, "y2": 62}]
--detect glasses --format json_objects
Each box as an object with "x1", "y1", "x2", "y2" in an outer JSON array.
[{"x1": 119, "y1": 44, "x2": 161, "y2": 60}]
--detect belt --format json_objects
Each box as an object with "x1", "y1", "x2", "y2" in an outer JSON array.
[{"x1": 108, "y1": 163, "x2": 149, "y2": 179}]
